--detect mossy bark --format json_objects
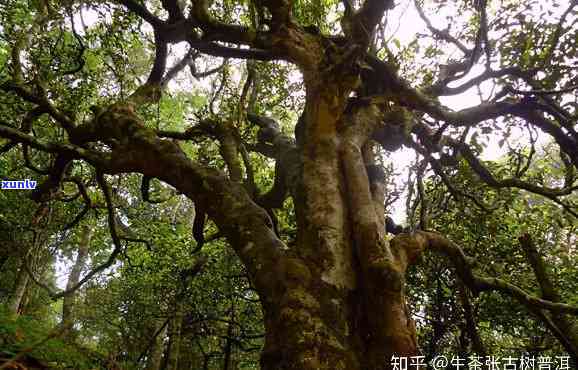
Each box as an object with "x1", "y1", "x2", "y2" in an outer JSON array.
[
  {"x1": 76, "y1": 75, "x2": 421, "y2": 370},
  {"x1": 259, "y1": 85, "x2": 420, "y2": 370}
]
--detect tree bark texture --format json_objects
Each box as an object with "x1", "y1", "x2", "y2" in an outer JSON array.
[
  {"x1": 64, "y1": 74, "x2": 423, "y2": 369},
  {"x1": 257, "y1": 76, "x2": 421, "y2": 370}
]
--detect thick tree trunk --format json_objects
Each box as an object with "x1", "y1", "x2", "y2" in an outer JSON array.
[
  {"x1": 259, "y1": 258, "x2": 418, "y2": 370},
  {"x1": 66, "y1": 80, "x2": 421, "y2": 370},
  {"x1": 259, "y1": 86, "x2": 419, "y2": 370},
  {"x1": 61, "y1": 225, "x2": 93, "y2": 331}
]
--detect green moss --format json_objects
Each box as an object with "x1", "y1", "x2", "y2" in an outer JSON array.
[
  {"x1": 283, "y1": 258, "x2": 312, "y2": 285},
  {"x1": 282, "y1": 288, "x2": 320, "y2": 311}
]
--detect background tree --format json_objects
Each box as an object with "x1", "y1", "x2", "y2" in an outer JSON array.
[{"x1": 0, "y1": 0, "x2": 577, "y2": 369}]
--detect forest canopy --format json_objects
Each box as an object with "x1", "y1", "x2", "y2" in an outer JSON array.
[{"x1": 0, "y1": 0, "x2": 577, "y2": 369}]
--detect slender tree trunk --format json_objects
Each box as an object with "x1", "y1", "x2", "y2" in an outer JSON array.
[
  {"x1": 0, "y1": 254, "x2": 9, "y2": 272},
  {"x1": 520, "y1": 234, "x2": 578, "y2": 363},
  {"x1": 61, "y1": 225, "x2": 93, "y2": 331},
  {"x1": 222, "y1": 305, "x2": 237, "y2": 370},
  {"x1": 458, "y1": 282, "x2": 486, "y2": 356},
  {"x1": 166, "y1": 300, "x2": 184, "y2": 370},
  {"x1": 8, "y1": 260, "x2": 30, "y2": 317},
  {"x1": 175, "y1": 338, "x2": 199, "y2": 370},
  {"x1": 146, "y1": 321, "x2": 167, "y2": 370}
]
